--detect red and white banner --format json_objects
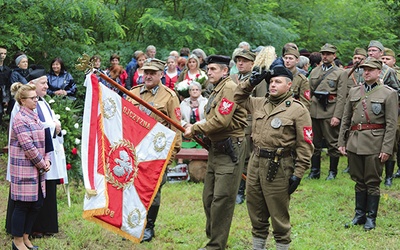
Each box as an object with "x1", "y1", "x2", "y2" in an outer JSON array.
[{"x1": 81, "y1": 73, "x2": 176, "y2": 243}]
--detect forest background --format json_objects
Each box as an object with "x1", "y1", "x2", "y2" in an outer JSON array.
[{"x1": 1, "y1": 0, "x2": 400, "y2": 76}]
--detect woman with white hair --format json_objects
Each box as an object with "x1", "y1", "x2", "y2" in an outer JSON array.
[{"x1": 180, "y1": 81, "x2": 208, "y2": 128}]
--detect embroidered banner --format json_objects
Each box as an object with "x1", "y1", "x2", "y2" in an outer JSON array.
[{"x1": 81, "y1": 73, "x2": 176, "y2": 242}]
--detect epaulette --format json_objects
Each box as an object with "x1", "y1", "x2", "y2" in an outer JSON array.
[
  {"x1": 292, "y1": 98, "x2": 306, "y2": 109},
  {"x1": 163, "y1": 85, "x2": 177, "y2": 97},
  {"x1": 297, "y1": 73, "x2": 307, "y2": 80},
  {"x1": 131, "y1": 84, "x2": 143, "y2": 90},
  {"x1": 384, "y1": 85, "x2": 397, "y2": 92}
]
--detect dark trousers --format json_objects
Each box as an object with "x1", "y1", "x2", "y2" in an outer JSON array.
[{"x1": 11, "y1": 188, "x2": 44, "y2": 237}]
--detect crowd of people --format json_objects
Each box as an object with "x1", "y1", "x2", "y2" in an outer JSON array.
[{"x1": 1, "y1": 39, "x2": 400, "y2": 250}]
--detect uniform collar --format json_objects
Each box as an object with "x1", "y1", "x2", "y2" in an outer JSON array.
[{"x1": 140, "y1": 83, "x2": 160, "y2": 95}]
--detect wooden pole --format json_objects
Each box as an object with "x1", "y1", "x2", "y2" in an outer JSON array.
[{"x1": 95, "y1": 71, "x2": 209, "y2": 150}]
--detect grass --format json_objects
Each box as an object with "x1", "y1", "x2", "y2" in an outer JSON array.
[{"x1": 1, "y1": 123, "x2": 400, "y2": 249}]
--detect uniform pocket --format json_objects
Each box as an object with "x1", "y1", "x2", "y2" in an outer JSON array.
[
  {"x1": 253, "y1": 111, "x2": 266, "y2": 135},
  {"x1": 370, "y1": 98, "x2": 384, "y2": 115}
]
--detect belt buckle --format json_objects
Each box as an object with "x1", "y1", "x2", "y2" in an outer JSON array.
[{"x1": 357, "y1": 124, "x2": 362, "y2": 130}]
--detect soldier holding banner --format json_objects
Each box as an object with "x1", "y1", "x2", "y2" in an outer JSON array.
[
  {"x1": 127, "y1": 58, "x2": 182, "y2": 242},
  {"x1": 184, "y1": 55, "x2": 247, "y2": 250}
]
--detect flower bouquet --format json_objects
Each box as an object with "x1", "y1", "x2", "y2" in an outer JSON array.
[
  {"x1": 174, "y1": 79, "x2": 191, "y2": 98},
  {"x1": 194, "y1": 73, "x2": 208, "y2": 88}
]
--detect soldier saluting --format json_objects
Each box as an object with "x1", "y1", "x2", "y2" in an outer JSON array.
[
  {"x1": 338, "y1": 58, "x2": 398, "y2": 231},
  {"x1": 234, "y1": 65, "x2": 314, "y2": 250}
]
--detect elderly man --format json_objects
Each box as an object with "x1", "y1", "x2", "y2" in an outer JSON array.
[
  {"x1": 308, "y1": 44, "x2": 348, "y2": 180},
  {"x1": 127, "y1": 59, "x2": 181, "y2": 242},
  {"x1": 145, "y1": 45, "x2": 157, "y2": 60},
  {"x1": 235, "y1": 65, "x2": 313, "y2": 250},
  {"x1": 184, "y1": 55, "x2": 247, "y2": 250},
  {"x1": 339, "y1": 58, "x2": 398, "y2": 230}
]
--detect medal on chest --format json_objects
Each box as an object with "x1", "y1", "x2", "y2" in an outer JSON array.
[{"x1": 271, "y1": 118, "x2": 282, "y2": 129}]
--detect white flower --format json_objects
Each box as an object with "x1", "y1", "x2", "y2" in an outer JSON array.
[
  {"x1": 65, "y1": 107, "x2": 71, "y2": 111},
  {"x1": 74, "y1": 123, "x2": 79, "y2": 129},
  {"x1": 175, "y1": 79, "x2": 190, "y2": 91},
  {"x1": 61, "y1": 129, "x2": 67, "y2": 135},
  {"x1": 75, "y1": 138, "x2": 81, "y2": 145},
  {"x1": 55, "y1": 114, "x2": 61, "y2": 120},
  {"x1": 48, "y1": 99, "x2": 55, "y2": 104}
]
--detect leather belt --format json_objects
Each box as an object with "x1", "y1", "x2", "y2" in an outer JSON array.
[
  {"x1": 254, "y1": 147, "x2": 292, "y2": 159},
  {"x1": 350, "y1": 123, "x2": 385, "y2": 131}
]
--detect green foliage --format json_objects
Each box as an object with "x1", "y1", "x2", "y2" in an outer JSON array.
[{"x1": 46, "y1": 96, "x2": 84, "y2": 185}]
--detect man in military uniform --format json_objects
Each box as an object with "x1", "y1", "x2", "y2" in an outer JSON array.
[
  {"x1": 0, "y1": 45, "x2": 11, "y2": 126},
  {"x1": 184, "y1": 55, "x2": 247, "y2": 250},
  {"x1": 127, "y1": 58, "x2": 182, "y2": 242},
  {"x1": 283, "y1": 48, "x2": 311, "y2": 109},
  {"x1": 231, "y1": 49, "x2": 255, "y2": 204},
  {"x1": 338, "y1": 58, "x2": 398, "y2": 231},
  {"x1": 345, "y1": 48, "x2": 367, "y2": 90},
  {"x1": 308, "y1": 44, "x2": 348, "y2": 180},
  {"x1": 235, "y1": 66, "x2": 314, "y2": 250}
]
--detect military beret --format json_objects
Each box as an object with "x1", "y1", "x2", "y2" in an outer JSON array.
[
  {"x1": 320, "y1": 43, "x2": 337, "y2": 53},
  {"x1": 142, "y1": 59, "x2": 166, "y2": 71},
  {"x1": 234, "y1": 49, "x2": 256, "y2": 62},
  {"x1": 383, "y1": 48, "x2": 395, "y2": 57},
  {"x1": 27, "y1": 69, "x2": 47, "y2": 82},
  {"x1": 359, "y1": 57, "x2": 382, "y2": 70},
  {"x1": 368, "y1": 40, "x2": 384, "y2": 51},
  {"x1": 284, "y1": 48, "x2": 300, "y2": 58},
  {"x1": 353, "y1": 47, "x2": 367, "y2": 57},
  {"x1": 266, "y1": 66, "x2": 293, "y2": 83},
  {"x1": 206, "y1": 55, "x2": 231, "y2": 66}
]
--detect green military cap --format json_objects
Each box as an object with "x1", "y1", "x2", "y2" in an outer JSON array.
[
  {"x1": 368, "y1": 40, "x2": 384, "y2": 51},
  {"x1": 383, "y1": 48, "x2": 395, "y2": 57},
  {"x1": 142, "y1": 58, "x2": 166, "y2": 71},
  {"x1": 320, "y1": 43, "x2": 337, "y2": 53},
  {"x1": 284, "y1": 48, "x2": 300, "y2": 58},
  {"x1": 359, "y1": 57, "x2": 382, "y2": 70},
  {"x1": 353, "y1": 47, "x2": 367, "y2": 57},
  {"x1": 234, "y1": 49, "x2": 256, "y2": 62}
]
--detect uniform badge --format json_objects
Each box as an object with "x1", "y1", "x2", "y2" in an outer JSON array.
[
  {"x1": 328, "y1": 80, "x2": 336, "y2": 88},
  {"x1": 218, "y1": 98, "x2": 234, "y2": 115},
  {"x1": 285, "y1": 101, "x2": 291, "y2": 107},
  {"x1": 174, "y1": 107, "x2": 181, "y2": 120},
  {"x1": 271, "y1": 118, "x2": 282, "y2": 128},
  {"x1": 303, "y1": 126, "x2": 313, "y2": 144},
  {"x1": 371, "y1": 103, "x2": 381, "y2": 115},
  {"x1": 304, "y1": 90, "x2": 311, "y2": 100}
]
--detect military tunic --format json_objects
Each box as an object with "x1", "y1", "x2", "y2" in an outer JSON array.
[
  {"x1": 291, "y1": 68, "x2": 311, "y2": 110},
  {"x1": 309, "y1": 64, "x2": 348, "y2": 157},
  {"x1": 338, "y1": 83, "x2": 398, "y2": 195},
  {"x1": 192, "y1": 76, "x2": 247, "y2": 250},
  {"x1": 234, "y1": 80, "x2": 314, "y2": 244},
  {"x1": 127, "y1": 82, "x2": 182, "y2": 205}
]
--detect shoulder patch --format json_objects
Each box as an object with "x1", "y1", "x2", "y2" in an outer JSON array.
[{"x1": 218, "y1": 98, "x2": 235, "y2": 115}]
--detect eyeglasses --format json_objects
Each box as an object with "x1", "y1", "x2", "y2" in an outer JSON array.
[{"x1": 23, "y1": 96, "x2": 39, "y2": 101}]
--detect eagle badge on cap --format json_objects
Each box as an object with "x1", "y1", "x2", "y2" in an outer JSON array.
[{"x1": 218, "y1": 98, "x2": 234, "y2": 115}]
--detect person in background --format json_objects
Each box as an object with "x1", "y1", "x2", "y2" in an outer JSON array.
[
  {"x1": 106, "y1": 65, "x2": 125, "y2": 96},
  {"x1": 180, "y1": 47, "x2": 190, "y2": 58},
  {"x1": 146, "y1": 45, "x2": 157, "y2": 60},
  {"x1": 307, "y1": 52, "x2": 322, "y2": 77},
  {"x1": 177, "y1": 54, "x2": 207, "y2": 83},
  {"x1": 163, "y1": 56, "x2": 180, "y2": 90},
  {"x1": 0, "y1": 45, "x2": 11, "y2": 126},
  {"x1": 297, "y1": 56, "x2": 310, "y2": 76},
  {"x1": 46, "y1": 57, "x2": 77, "y2": 99},
  {"x1": 126, "y1": 51, "x2": 147, "y2": 90},
  {"x1": 192, "y1": 48, "x2": 208, "y2": 71},
  {"x1": 8, "y1": 82, "x2": 51, "y2": 250},
  {"x1": 339, "y1": 58, "x2": 398, "y2": 231},
  {"x1": 177, "y1": 57, "x2": 187, "y2": 72},
  {"x1": 126, "y1": 50, "x2": 142, "y2": 74},
  {"x1": 10, "y1": 54, "x2": 30, "y2": 84},
  {"x1": 106, "y1": 54, "x2": 127, "y2": 87},
  {"x1": 230, "y1": 41, "x2": 251, "y2": 75},
  {"x1": 180, "y1": 81, "x2": 207, "y2": 128},
  {"x1": 169, "y1": 50, "x2": 179, "y2": 60}
]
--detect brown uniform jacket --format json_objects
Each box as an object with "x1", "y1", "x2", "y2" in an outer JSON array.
[
  {"x1": 309, "y1": 64, "x2": 348, "y2": 119},
  {"x1": 291, "y1": 68, "x2": 311, "y2": 110},
  {"x1": 192, "y1": 77, "x2": 247, "y2": 141},
  {"x1": 338, "y1": 84, "x2": 398, "y2": 155},
  {"x1": 127, "y1": 82, "x2": 182, "y2": 160},
  {"x1": 234, "y1": 80, "x2": 314, "y2": 178}
]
